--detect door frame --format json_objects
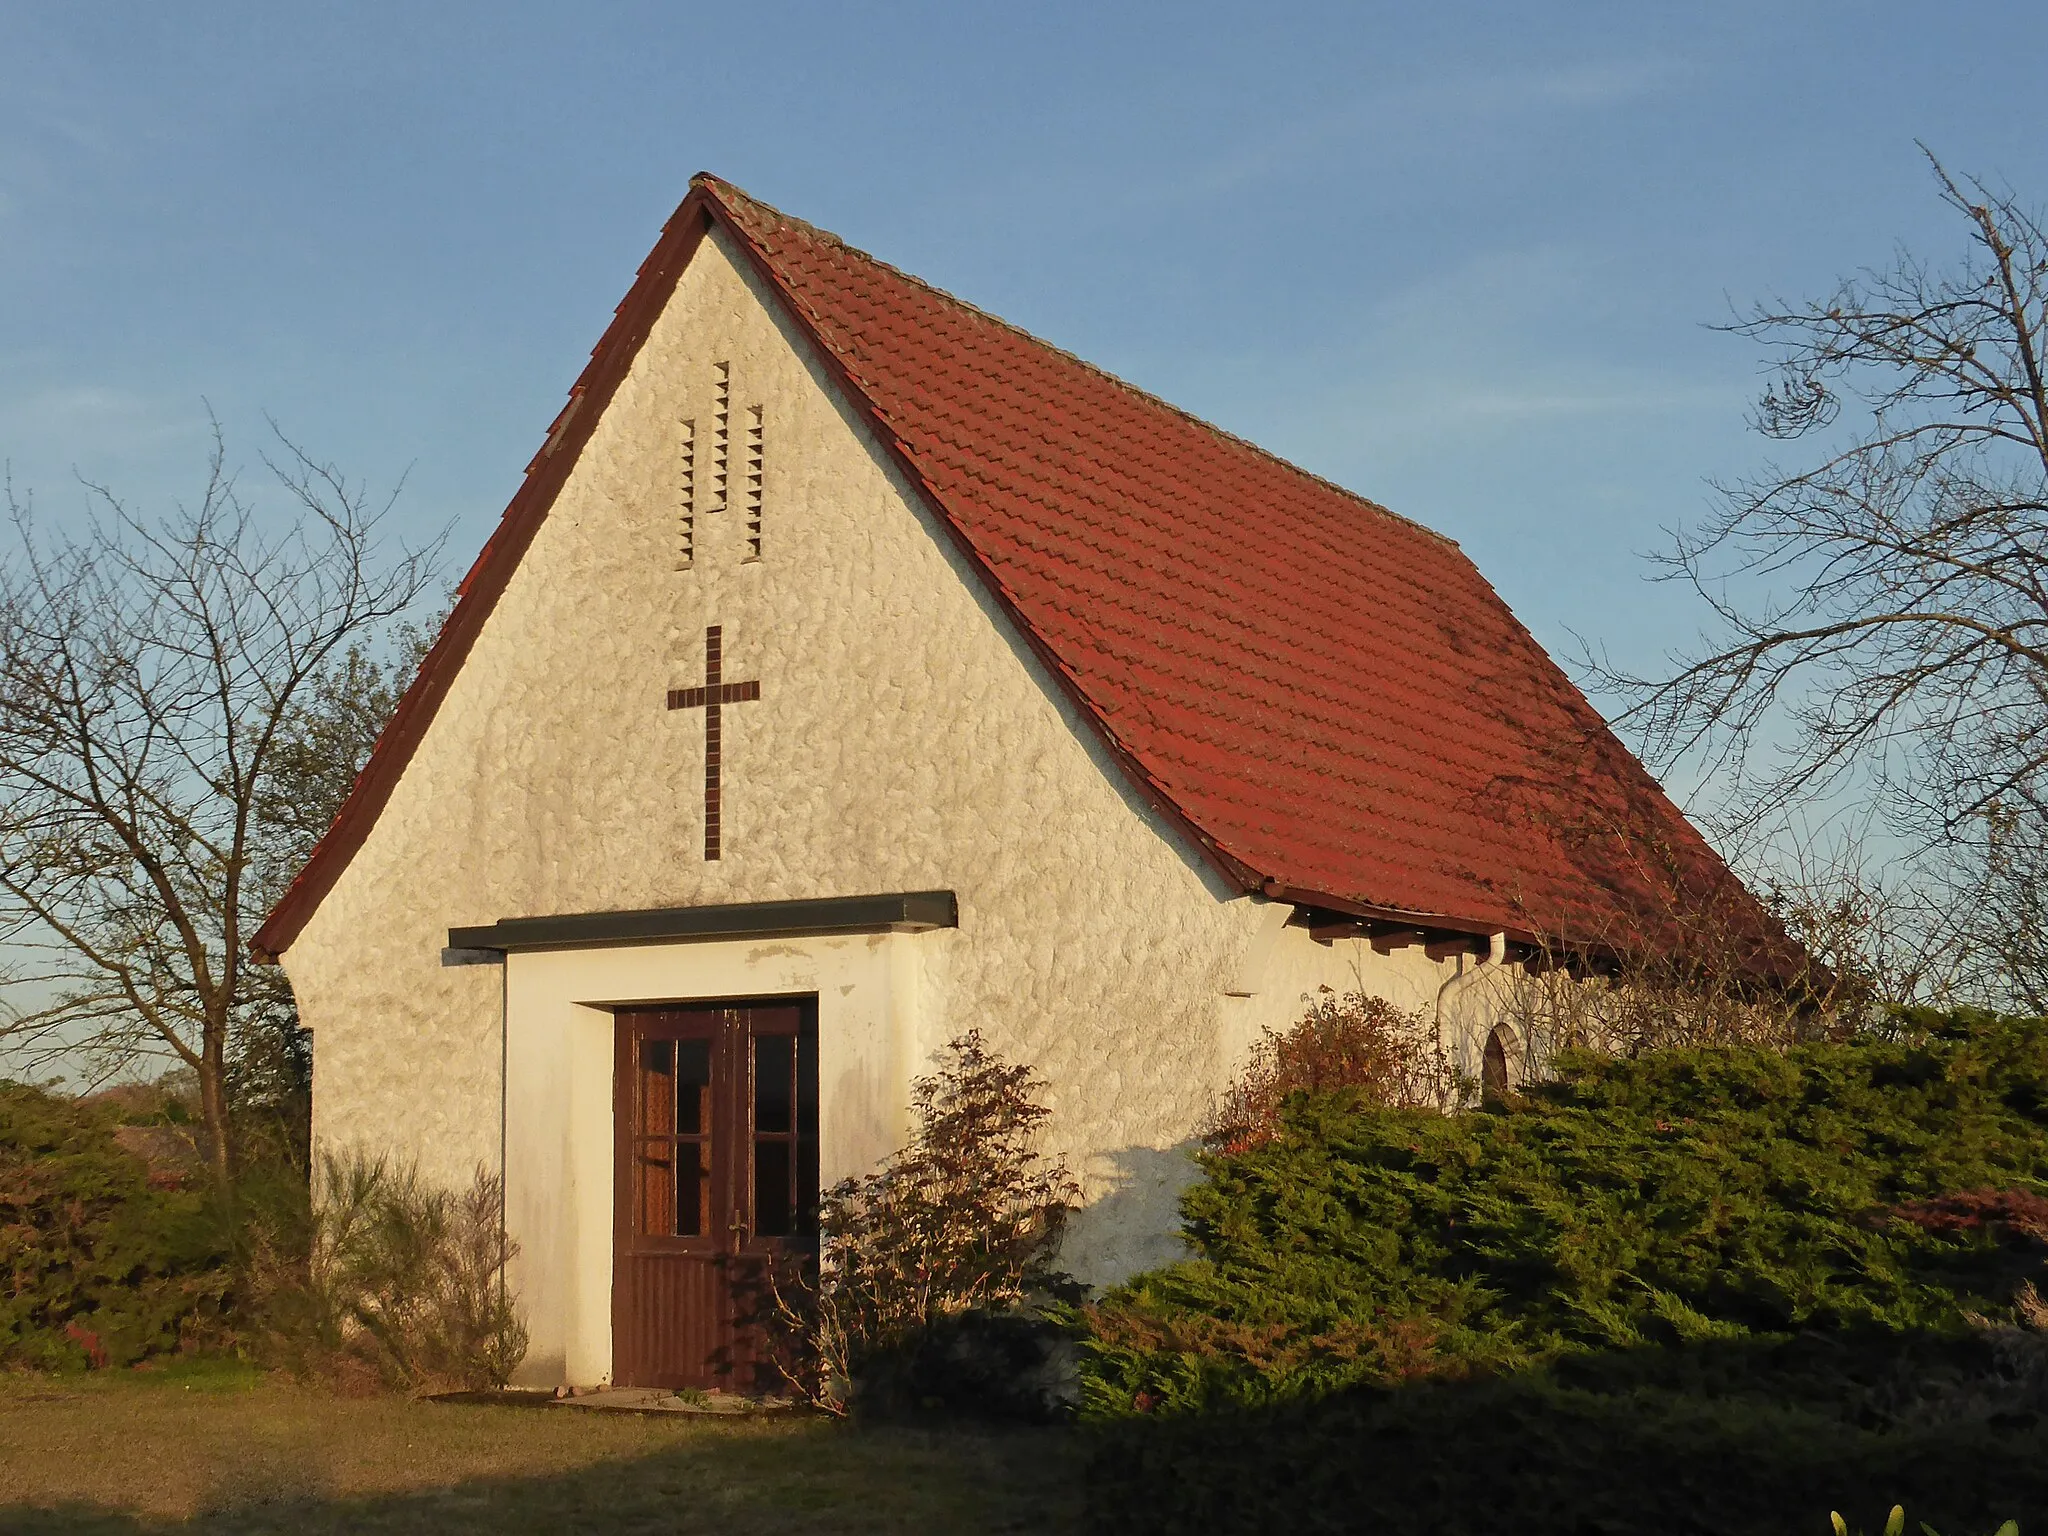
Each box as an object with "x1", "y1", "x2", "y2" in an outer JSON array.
[
  {"x1": 498, "y1": 930, "x2": 926, "y2": 1390},
  {"x1": 609, "y1": 995, "x2": 819, "y2": 1390}
]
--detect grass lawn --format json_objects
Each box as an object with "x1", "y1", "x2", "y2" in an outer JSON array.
[{"x1": 0, "y1": 1360, "x2": 1083, "y2": 1534}]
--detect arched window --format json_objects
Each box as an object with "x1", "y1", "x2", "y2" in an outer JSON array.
[{"x1": 1481, "y1": 1023, "x2": 1519, "y2": 1104}]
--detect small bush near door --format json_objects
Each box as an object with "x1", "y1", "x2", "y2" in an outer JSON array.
[
  {"x1": 260, "y1": 1151, "x2": 527, "y2": 1395},
  {"x1": 769, "y1": 1031, "x2": 1078, "y2": 1418}
]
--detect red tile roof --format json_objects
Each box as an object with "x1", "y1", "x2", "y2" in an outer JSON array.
[{"x1": 255, "y1": 175, "x2": 1798, "y2": 980}]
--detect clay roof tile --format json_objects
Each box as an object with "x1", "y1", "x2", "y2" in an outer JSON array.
[{"x1": 697, "y1": 176, "x2": 1797, "y2": 976}]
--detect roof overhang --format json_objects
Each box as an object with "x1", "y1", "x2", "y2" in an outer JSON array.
[{"x1": 441, "y1": 889, "x2": 958, "y2": 963}]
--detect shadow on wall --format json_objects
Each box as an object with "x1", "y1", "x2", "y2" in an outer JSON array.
[
  {"x1": 512, "y1": 1344, "x2": 567, "y2": 1391},
  {"x1": 828, "y1": 1052, "x2": 902, "y2": 1180},
  {"x1": 1058, "y1": 1143, "x2": 1201, "y2": 1289}
]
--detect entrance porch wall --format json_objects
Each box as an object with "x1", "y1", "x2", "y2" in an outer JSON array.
[{"x1": 503, "y1": 929, "x2": 923, "y2": 1389}]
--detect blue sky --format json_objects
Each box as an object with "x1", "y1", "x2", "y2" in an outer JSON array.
[{"x1": 3, "y1": 1, "x2": 2043, "y2": 704}]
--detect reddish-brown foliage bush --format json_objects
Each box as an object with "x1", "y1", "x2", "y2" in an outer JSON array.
[
  {"x1": 1891, "y1": 1188, "x2": 2048, "y2": 1247},
  {"x1": 768, "y1": 1032, "x2": 1077, "y2": 1416},
  {"x1": 62, "y1": 1321, "x2": 109, "y2": 1369},
  {"x1": 1203, "y1": 990, "x2": 1462, "y2": 1153}
]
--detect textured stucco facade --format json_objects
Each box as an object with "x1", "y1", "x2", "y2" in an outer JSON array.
[{"x1": 282, "y1": 229, "x2": 1518, "y2": 1385}]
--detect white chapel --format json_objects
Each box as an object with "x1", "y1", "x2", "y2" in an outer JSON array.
[{"x1": 253, "y1": 175, "x2": 1791, "y2": 1390}]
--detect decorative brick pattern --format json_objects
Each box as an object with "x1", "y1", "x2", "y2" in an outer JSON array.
[
  {"x1": 709, "y1": 362, "x2": 731, "y2": 514},
  {"x1": 744, "y1": 405, "x2": 764, "y2": 561},
  {"x1": 667, "y1": 624, "x2": 762, "y2": 861},
  {"x1": 677, "y1": 418, "x2": 697, "y2": 568}
]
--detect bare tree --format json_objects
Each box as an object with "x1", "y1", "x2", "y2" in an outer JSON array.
[
  {"x1": 0, "y1": 424, "x2": 439, "y2": 1184},
  {"x1": 1611, "y1": 153, "x2": 2048, "y2": 1004},
  {"x1": 231, "y1": 621, "x2": 439, "y2": 1167}
]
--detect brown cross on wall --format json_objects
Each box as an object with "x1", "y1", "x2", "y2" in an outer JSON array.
[{"x1": 667, "y1": 625, "x2": 761, "y2": 861}]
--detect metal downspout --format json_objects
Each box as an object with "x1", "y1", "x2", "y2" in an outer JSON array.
[{"x1": 1434, "y1": 931, "x2": 1508, "y2": 1090}]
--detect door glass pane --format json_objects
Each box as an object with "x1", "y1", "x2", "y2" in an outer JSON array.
[
  {"x1": 755, "y1": 1034, "x2": 793, "y2": 1134},
  {"x1": 633, "y1": 1033, "x2": 711, "y2": 1241},
  {"x1": 796, "y1": 1033, "x2": 819, "y2": 1238},
  {"x1": 797, "y1": 1034, "x2": 818, "y2": 1137},
  {"x1": 796, "y1": 1136, "x2": 819, "y2": 1240},
  {"x1": 639, "y1": 1039, "x2": 675, "y2": 1137},
  {"x1": 636, "y1": 1141, "x2": 675, "y2": 1236},
  {"x1": 676, "y1": 1140, "x2": 706, "y2": 1236},
  {"x1": 754, "y1": 1139, "x2": 793, "y2": 1237},
  {"x1": 676, "y1": 1039, "x2": 711, "y2": 1136}
]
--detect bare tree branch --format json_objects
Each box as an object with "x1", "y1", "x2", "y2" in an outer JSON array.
[
  {"x1": 0, "y1": 417, "x2": 441, "y2": 1182},
  {"x1": 1596, "y1": 153, "x2": 2048, "y2": 1004}
]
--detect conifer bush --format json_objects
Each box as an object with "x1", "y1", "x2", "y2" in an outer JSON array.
[
  {"x1": 1085, "y1": 1010, "x2": 2048, "y2": 1415},
  {"x1": 0, "y1": 1081, "x2": 232, "y2": 1368},
  {"x1": 1078, "y1": 1008, "x2": 2048, "y2": 1535},
  {"x1": 0, "y1": 1078, "x2": 523, "y2": 1392}
]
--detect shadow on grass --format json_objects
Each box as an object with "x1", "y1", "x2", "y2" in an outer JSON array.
[
  {"x1": 13, "y1": 1335, "x2": 2047, "y2": 1535},
  {"x1": 1084, "y1": 1333, "x2": 2048, "y2": 1536},
  {"x1": 0, "y1": 1420, "x2": 1080, "y2": 1536}
]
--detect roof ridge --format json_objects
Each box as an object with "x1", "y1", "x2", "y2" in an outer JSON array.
[{"x1": 692, "y1": 172, "x2": 1460, "y2": 551}]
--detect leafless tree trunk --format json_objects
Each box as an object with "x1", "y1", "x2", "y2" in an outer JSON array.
[
  {"x1": 1605, "y1": 152, "x2": 2048, "y2": 1004},
  {"x1": 0, "y1": 422, "x2": 439, "y2": 1185}
]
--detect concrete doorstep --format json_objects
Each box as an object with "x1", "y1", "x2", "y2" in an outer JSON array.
[{"x1": 550, "y1": 1386, "x2": 796, "y2": 1416}]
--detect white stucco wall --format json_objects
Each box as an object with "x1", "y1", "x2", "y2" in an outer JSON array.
[{"x1": 281, "y1": 226, "x2": 1512, "y2": 1382}]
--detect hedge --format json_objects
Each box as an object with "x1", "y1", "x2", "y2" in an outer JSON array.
[
  {"x1": 1078, "y1": 1010, "x2": 2048, "y2": 1535},
  {"x1": 0, "y1": 1082, "x2": 232, "y2": 1368}
]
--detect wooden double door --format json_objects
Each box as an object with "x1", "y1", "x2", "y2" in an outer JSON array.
[{"x1": 612, "y1": 1000, "x2": 819, "y2": 1390}]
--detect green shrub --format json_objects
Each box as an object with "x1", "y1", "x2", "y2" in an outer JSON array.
[
  {"x1": 1082, "y1": 1352, "x2": 2046, "y2": 1536},
  {"x1": 1083, "y1": 1012, "x2": 2048, "y2": 1416},
  {"x1": 1077, "y1": 1010, "x2": 2048, "y2": 1535},
  {"x1": 259, "y1": 1150, "x2": 526, "y2": 1395},
  {"x1": 0, "y1": 1081, "x2": 231, "y2": 1368}
]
